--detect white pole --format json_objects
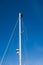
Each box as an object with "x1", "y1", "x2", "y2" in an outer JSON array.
[{"x1": 19, "y1": 13, "x2": 22, "y2": 65}]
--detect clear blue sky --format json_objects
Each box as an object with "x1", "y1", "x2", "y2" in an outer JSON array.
[{"x1": 0, "y1": 0, "x2": 43, "y2": 65}]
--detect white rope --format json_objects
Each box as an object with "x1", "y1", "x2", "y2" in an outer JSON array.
[{"x1": 0, "y1": 20, "x2": 18, "y2": 65}]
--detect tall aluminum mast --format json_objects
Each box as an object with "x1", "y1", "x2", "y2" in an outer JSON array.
[
  {"x1": 19, "y1": 13, "x2": 22, "y2": 65},
  {"x1": 16, "y1": 13, "x2": 22, "y2": 65}
]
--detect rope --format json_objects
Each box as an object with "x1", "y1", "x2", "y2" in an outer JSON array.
[{"x1": 0, "y1": 20, "x2": 18, "y2": 65}]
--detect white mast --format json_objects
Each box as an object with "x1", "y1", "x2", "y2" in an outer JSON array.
[
  {"x1": 16, "y1": 13, "x2": 22, "y2": 65},
  {"x1": 19, "y1": 13, "x2": 22, "y2": 65}
]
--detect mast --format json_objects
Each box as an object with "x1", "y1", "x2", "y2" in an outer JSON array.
[
  {"x1": 16, "y1": 13, "x2": 22, "y2": 65},
  {"x1": 19, "y1": 13, "x2": 22, "y2": 65}
]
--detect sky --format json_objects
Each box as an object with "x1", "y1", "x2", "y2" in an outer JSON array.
[{"x1": 0, "y1": 0, "x2": 43, "y2": 65}]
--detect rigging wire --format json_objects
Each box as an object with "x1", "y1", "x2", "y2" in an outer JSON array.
[{"x1": 0, "y1": 20, "x2": 18, "y2": 65}]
